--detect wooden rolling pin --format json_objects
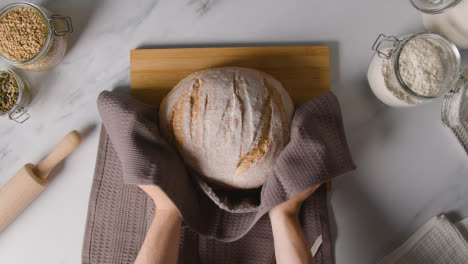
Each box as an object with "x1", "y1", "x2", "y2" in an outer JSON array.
[{"x1": 0, "y1": 130, "x2": 82, "y2": 232}]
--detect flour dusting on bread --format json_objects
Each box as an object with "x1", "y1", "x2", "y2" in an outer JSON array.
[{"x1": 159, "y1": 67, "x2": 294, "y2": 189}]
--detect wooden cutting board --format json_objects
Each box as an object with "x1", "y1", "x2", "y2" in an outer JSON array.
[{"x1": 130, "y1": 46, "x2": 329, "y2": 105}]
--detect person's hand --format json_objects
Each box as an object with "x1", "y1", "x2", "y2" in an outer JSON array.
[
  {"x1": 139, "y1": 185, "x2": 179, "y2": 215},
  {"x1": 135, "y1": 185, "x2": 181, "y2": 264},
  {"x1": 269, "y1": 184, "x2": 321, "y2": 219},
  {"x1": 269, "y1": 184, "x2": 321, "y2": 264}
]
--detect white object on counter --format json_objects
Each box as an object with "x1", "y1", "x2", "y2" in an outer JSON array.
[
  {"x1": 379, "y1": 215, "x2": 468, "y2": 264},
  {"x1": 422, "y1": 0, "x2": 468, "y2": 49}
]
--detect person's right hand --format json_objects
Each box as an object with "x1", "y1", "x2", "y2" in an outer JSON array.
[
  {"x1": 269, "y1": 184, "x2": 321, "y2": 264},
  {"x1": 135, "y1": 185, "x2": 181, "y2": 264}
]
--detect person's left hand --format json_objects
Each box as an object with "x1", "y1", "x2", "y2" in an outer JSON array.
[{"x1": 139, "y1": 185, "x2": 179, "y2": 215}]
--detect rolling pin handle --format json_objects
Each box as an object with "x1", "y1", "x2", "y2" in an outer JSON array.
[{"x1": 33, "y1": 131, "x2": 82, "y2": 180}]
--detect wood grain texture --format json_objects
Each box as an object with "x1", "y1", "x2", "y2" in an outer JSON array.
[
  {"x1": 0, "y1": 164, "x2": 47, "y2": 232},
  {"x1": 0, "y1": 131, "x2": 82, "y2": 232},
  {"x1": 130, "y1": 46, "x2": 330, "y2": 106},
  {"x1": 34, "y1": 131, "x2": 82, "y2": 179}
]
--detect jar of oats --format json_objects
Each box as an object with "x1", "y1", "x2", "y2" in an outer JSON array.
[
  {"x1": 0, "y1": 67, "x2": 30, "y2": 123},
  {"x1": 0, "y1": 2, "x2": 73, "y2": 71}
]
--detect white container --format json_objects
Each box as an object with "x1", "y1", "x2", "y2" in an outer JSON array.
[{"x1": 411, "y1": 0, "x2": 468, "y2": 49}]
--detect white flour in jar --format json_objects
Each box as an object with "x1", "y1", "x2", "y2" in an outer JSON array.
[
  {"x1": 367, "y1": 38, "x2": 445, "y2": 107},
  {"x1": 399, "y1": 38, "x2": 445, "y2": 97}
]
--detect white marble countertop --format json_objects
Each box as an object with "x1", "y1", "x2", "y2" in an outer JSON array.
[{"x1": 0, "y1": 0, "x2": 467, "y2": 263}]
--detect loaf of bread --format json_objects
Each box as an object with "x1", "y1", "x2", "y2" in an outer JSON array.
[{"x1": 159, "y1": 67, "x2": 294, "y2": 189}]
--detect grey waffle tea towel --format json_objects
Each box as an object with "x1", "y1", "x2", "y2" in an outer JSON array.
[{"x1": 82, "y1": 90, "x2": 355, "y2": 264}]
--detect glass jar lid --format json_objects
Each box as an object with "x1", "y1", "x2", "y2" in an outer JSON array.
[
  {"x1": 395, "y1": 33, "x2": 461, "y2": 98},
  {"x1": 410, "y1": 0, "x2": 463, "y2": 14}
]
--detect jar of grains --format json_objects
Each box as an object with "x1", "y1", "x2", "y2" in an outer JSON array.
[
  {"x1": 0, "y1": 67, "x2": 30, "y2": 123},
  {"x1": 0, "y1": 2, "x2": 72, "y2": 71},
  {"x1": 411, "y1": 0, "x2": 468, "y2": 49},
  {"x1": 368, "y1": 32, "x2": 468, "y2": 154}
]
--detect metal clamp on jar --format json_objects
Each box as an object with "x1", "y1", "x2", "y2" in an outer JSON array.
[{"x1": 0, "y1": 2, "x2": 73, "y2": 71}]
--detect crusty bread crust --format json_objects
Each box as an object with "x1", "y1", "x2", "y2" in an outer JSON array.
[{"x1": 159, "y1": 67, "x2": 294, "y2": 189}]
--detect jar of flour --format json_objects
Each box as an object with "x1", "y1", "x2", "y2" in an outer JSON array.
[
  {"x1": 367, "y1": 32, "x2": 465, "y2": 107},
  {"x1": 368, "y1": 32, "x2": 468, "y2": 150},
  {"x1": 411, "y1": 0, "x2": 468, "y2": 49}
]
